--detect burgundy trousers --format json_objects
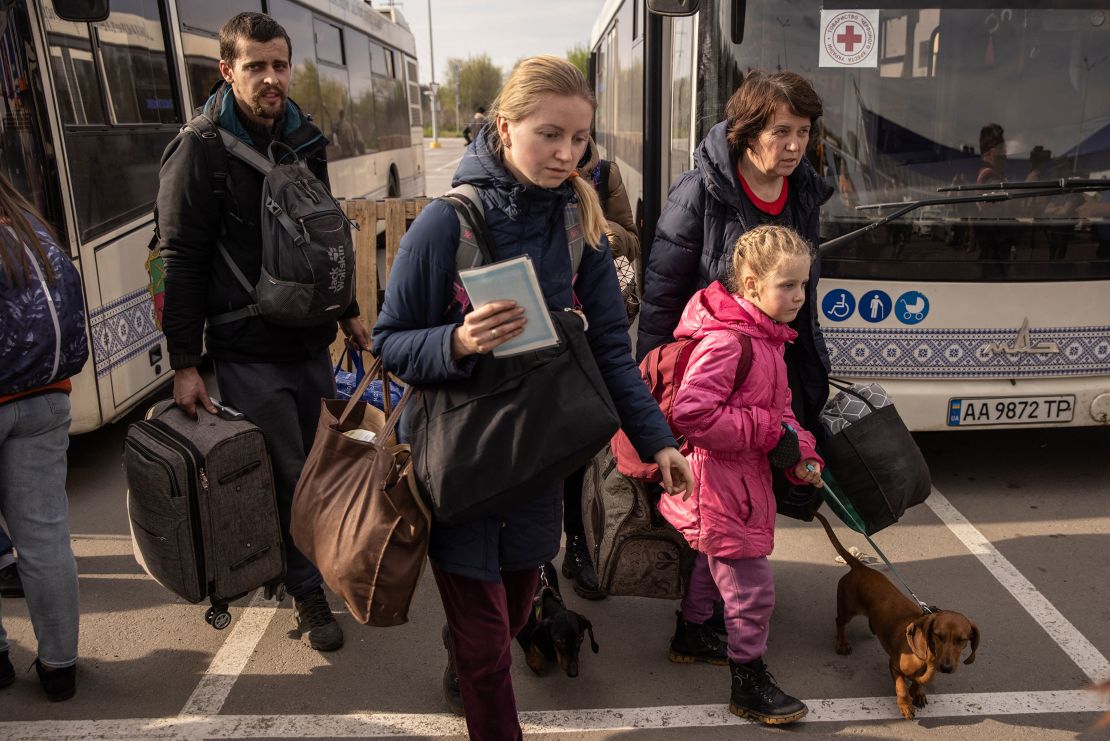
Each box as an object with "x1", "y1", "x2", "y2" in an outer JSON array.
[{"x1": 433, "y1": 563, "x2": 539, "y2": 741}]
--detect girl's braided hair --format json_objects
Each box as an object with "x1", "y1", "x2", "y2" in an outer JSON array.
[{"x1": 728, "y1": 225, "x2": 813, "y2": 295}]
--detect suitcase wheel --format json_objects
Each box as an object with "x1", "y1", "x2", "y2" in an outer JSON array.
[
  {"x1": 205, "y1": 606, "x2": 232, "y2": 630},
  {"x1": 264, "y1": 583, "x2": 286, "y2": 602}
]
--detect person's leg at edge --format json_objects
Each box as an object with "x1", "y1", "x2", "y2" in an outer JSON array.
[
  {"x1": 215, "y1": 360, "x2": 340, "y2": 651},
  {"x1": 709, "y1": 554, "x2": 806, "y2": 724},
  {"x1": 561, "y1": 465, "x2": 603, "y2": 599},
  {"x1": 670, "y1": 552, "x2": 727, "y2": 663},
  {"x1": 434, "y1": 563, "x2": 539, "y2": 741},
  {"x1": 0, "y1": 394, "x2": 79, "y2": 699}
]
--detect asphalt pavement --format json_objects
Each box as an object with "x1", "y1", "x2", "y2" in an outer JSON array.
[{"x1": 2, "y1": 138, "x2": 1109, "y2": 740}]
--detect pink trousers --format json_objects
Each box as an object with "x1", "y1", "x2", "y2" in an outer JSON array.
[{"x1": 681, "y1": 552, "x2": 775, "y2": 663}]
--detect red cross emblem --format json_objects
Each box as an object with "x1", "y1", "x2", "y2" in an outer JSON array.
[{"x1": 836, "y1": 25, "x2": 863, "y2": 52}]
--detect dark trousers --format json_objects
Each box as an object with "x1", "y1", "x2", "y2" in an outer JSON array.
[
  {"x1": 563, "y1": 464, "x2": 587, "y2": 539},
  {"x1": 214, "y1": 353, "x2": 334, "y2": 599},
  {"x1": 434, "y1": 563, "x2": 539, "y2": 741}
]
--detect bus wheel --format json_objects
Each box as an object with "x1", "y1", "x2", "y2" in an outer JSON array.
[{"x1": 388, "y1": 168, "x2": 400, "y2": 198}]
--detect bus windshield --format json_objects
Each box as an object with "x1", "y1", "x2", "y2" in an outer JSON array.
[{"x1": 714, "y1": 2, "x2": 1110, "y2": 281}]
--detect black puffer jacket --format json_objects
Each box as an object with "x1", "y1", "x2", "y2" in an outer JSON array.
[
  {"x1": 637, "y1": 120, "x2": 834, "y2": 426},
  {"x1": 158, "y1": 83, "x2": 354, "y2": 368}
]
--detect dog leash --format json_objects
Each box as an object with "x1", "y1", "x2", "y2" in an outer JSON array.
[{"x1": 821, "y1": 483, "x2": 938, "y2": 615}]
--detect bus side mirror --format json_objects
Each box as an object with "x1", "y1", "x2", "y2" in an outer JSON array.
[
  {"x1": 53, "y1": 0, "x2": 110, "y2": 23},
  {"x1": 647, "y1": 0, "x2": 699, "y2": 17}
]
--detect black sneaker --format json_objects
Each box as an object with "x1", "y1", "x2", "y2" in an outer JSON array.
[
  {"x1": 292, "y1": 588, "x2": 343, "y2": 652},
  {"x1": 561, "y1": 535, "x2": 605, "y2": 601},
  {"x1": 0, "y1": 563, "x2": 24, "y2": 598},
  {"x1": 729, "y1": 658, "x2": 808, "y2": 725},
  {"x1": 668, "y1": 611, "x2": 728, "y2": 665},
  {"x1": 441, "y1": 624, "x2": 464, "y2": 716},
  {"x1": 0, "y1": 651, "x2": 13, "y2": 689},
  {"x1": 33, "y1": 659, "x2": 76, "y2": 702}
]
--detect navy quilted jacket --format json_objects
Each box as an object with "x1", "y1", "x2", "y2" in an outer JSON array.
[
  {"x1": 372, "y1": 127, "x2": 675, "y2": 580},
  {"x1": 1, "y1": 215, "x2": 88, "y2": 396},
  {"x1": 638, "y1": 120, "x2": 834, "y2": 426}
]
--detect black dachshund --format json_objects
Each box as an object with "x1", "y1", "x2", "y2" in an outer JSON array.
[{"x1": 515, "y1": 562, "x2": 599, "y2": 677}]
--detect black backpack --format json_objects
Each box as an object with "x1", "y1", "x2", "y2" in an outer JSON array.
[{"x1": 184, "y1": 115, "x2": 356, "y2": 329}]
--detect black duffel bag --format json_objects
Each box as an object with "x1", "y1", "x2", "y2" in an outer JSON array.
[
  {"x1": 818, "y1": 381, "x2": 931, "y2": 535},
  {"x1": 409, "y1": 310, "x2": 620, "y2": 525}
]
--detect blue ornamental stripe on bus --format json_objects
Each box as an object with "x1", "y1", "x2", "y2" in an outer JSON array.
[
  {"x1": 825, "y1": 326, "x2": 1110, "y2": 379},
  {"x1": 88, "y1": 287, "x2": 163, "y2": 378}
]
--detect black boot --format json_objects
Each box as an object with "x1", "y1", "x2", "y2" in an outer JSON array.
[
  {"x1": 668, "y1": 611, "x2": 728, "y2": 665},
  {"x1": 729, "y1": 658, "x2": 808, "y2": 725},
  {"x1": 704, "y1": 600, "x2": 727, "y2": 636},
  {"x1": 561, "y1": 534, "x2": 605, "y2": 601},
  {"x1": 441, "y1": 624, "x2": 464, "y2": 716}
]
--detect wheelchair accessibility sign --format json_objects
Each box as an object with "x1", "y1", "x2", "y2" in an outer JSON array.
[
  {"x1": 895, "y1": 291, "x2": 929, "y2": 324},
  {"x1": 821, "y1": 289, "x2": 855, "y2": 321}
]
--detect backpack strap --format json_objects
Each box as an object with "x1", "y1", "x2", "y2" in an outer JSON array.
[
  {"x1": 217, "y1": 128, "x2": 275, "y2": 175},
  {"x1": 205, "y1": 242, "x2": 262, "y2": 326},
  {"x1": 440, "y1": 184, "x2": 586, "y2": 315},
  {"x1": 182, "y1": 115, "x2": 229, "y2": 202},
  {"x1": 732, "y1": 332, "x2": 754, "y2": 395},
  {"x1": 444, "y1": 184, "x2": 492, "y2": 273}
]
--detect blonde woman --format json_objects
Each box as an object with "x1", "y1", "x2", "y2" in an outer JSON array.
[{"x1": 372, "y1": 56, "x2": 691, "y2": 740}]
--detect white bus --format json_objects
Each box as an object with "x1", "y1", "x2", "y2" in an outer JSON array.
[
  {"x1": 2, "y1": 0, "x2": 425, "y2": 433},
  {"x1": 591, "y1": 0, "x2": 1110, "y2": 430}
]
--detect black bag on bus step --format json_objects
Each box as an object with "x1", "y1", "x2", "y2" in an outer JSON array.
[
  {"x1": 818, "y1": 381, "x2": 932, "y2": 535},
  {"x1": 124, "y1": 399, "x2": 285, "y2": 629}
]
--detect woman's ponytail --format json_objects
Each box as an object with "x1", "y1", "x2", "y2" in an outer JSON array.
[{"x1": 568, "y1": 173, "x2": 606, "y2": 249}]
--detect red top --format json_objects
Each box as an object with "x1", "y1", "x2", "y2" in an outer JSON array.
[
  {"x1": 738, "y1": 169, "x2": 789, "y2": 216},
  {"x1": 0, "y1": 379, "x2": 72, "y2": 407}
]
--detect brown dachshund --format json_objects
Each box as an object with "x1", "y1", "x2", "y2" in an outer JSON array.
[{"x1": 814, "y1": 512, "x2": 980, "y2": 719}]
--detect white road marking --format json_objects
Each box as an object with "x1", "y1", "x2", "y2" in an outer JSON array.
[
  {"x1": 2, "y1": 690, "x2": 1105, "y2": 739},
  {"x1": 178, "y1": 590, "x2": 279, "y2": 717},
  {"x1": 435, "y1": 155, "x2": 463, "y2": 172},
  {"x1": 927, "y1": 487, "x2": 1110, "y2": 683}
]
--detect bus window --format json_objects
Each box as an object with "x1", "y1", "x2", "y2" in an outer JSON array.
[
  {"x1": 668, "y1": 15, "x2": 694, "y2": 184},
  {"x1": 405, "y1": 56, "x2": 422, "y2": 128},
  {"x1": 2, "y1": 3, "x2": 65, "y2": 232},
  {"x1": 178, "y1": 1, "x2": 261, "y2": 35},
  {"x1": 175, "y1": 0, "x2": 263, "y2": 109},
  {"x1": 346, "y1": 31, "x2": 378, "y2": 153},
  {"x1": 49, "y1": 0, "x2": 181, "y2": 241},
  {"x1": 313, "y1": 18, "x2": 344, "y2": 65},
  {"x1": 44, "y1": 12, "x2": 107, "y2": 125},
  {"x1": 93, "y1": 0, "x2": 178, "y2": 125},
  {"x1": 268, "y1": 0, "x2": 321, "y2": 119}
]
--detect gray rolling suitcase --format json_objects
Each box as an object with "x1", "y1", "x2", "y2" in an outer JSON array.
[{"x1": 124, "y1": 399, "x2": 285, "y2": 629}]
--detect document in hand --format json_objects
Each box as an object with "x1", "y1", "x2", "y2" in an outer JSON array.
[{"x1": 458, "y1": 255, "x2": 560, "y2": 357}]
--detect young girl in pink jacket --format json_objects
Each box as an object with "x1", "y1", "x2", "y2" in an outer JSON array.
[{"x1": 659, "y1": 224, "x2": 824, "y2": 725}]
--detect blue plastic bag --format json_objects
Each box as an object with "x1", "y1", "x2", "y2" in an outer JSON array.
[{"x1": 334, "y1": 350, "x2": 404, "y2": 412}]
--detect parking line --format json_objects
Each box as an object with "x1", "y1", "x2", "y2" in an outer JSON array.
[
  {"x1": 178, "y1": 590, "x2": 278, "y2": 717},
  {"x1": 927, "y1": 487, "x2": 1110, "y2": 684},
  {"x1": 436, "y1": 155, "x2": 463, "y2": 172},
  {"x1": 2, "y1": 689, "x2": 1106, "y2": 739}
]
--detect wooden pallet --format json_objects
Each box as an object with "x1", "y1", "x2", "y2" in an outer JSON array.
[{"x1": 331, "y1": 197, "x2": 431, "y2": 363}]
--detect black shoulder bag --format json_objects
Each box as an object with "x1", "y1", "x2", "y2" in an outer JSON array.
[{"x1": 407, "y1": 195, "x2": 620, "y2": 525}]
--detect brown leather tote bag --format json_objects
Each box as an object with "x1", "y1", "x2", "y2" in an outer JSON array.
[{"x1": 291, "y1": 358, "x2": 429, "y2": 626}]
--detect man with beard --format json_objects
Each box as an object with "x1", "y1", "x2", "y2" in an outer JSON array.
[{"x1": 156, "y1": 12, "x2": 367, "y2": 653}]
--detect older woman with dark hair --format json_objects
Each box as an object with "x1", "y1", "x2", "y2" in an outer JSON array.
[
  {"x1": 640, "y1": 70, "x2": 832, "y2": 436},
  {"x1": 637, "y1": 71, "x2": 834, "y2": 675}
]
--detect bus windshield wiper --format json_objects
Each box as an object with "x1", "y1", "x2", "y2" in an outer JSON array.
[{"x1": 819, "y1": 178, "x2": 1110, "y2": 255}]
